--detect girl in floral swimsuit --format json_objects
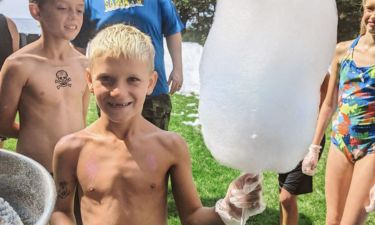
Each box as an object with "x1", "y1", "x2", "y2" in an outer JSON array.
[
  {"x1": 306, "y1": 0, "x2": 375, "y2": 224},
  {"x1": 331, "y1": 36, "x2": 375, "y2": 163}
]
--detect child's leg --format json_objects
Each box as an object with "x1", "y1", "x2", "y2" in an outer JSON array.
[
  {"x1": 279, "y1": 188, "x2": 298, "y2": 225},
  {"x1": 325, "y1": 145, "x2": 354, "y2": 225},
  {"x1": 340, "y1": 153, "x2": 375, "y2": 225}
]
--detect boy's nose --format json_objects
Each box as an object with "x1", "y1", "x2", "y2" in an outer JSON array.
[
  {"x1": 68, "y1": 8, "x2": 80, "y2": 19},
  {"x1": 110, "y1": 87, "x2": 121, "y2": 97}
]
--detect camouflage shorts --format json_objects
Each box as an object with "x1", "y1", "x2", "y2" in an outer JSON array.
[{"x1": 142, "y1": 94, "x2": 172, "y2": 130}]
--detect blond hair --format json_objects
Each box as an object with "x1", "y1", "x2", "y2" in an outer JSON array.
[
  {"x1": 360, "y1": 0, "x2": 367, "y2": 35},
  {"x1": 88, "y1": 24, "x2": 155, "y2": 71}
]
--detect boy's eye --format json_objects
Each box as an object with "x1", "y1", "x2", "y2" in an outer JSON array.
[
  {"x1": 76, "y1": 7, "x2": 84, "y2": 14},
  {"x1": 98, "y1": 75, "x2": 114, "y2": 85},
  {"x1": 128, "y1": 77, "x2": 140, "y2": 83}
]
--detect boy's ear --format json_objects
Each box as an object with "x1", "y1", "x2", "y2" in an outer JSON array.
[
  {"x1": 85, "y1": 68, "x2": 94, "y2": 93},
  {"x1": 29, "y1": 3, "x2": 41, "y2": 21},
  {"x1": 147, "y1": 71, "x2": 158, "y2": 95}
]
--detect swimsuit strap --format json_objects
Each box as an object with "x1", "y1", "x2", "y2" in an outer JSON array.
[
  {"x1": 349, "y1": 36, "x2": 361, "y2": 51},
  {"x1": 341, "y1": 36, "x2": 361, "y2": 63}
]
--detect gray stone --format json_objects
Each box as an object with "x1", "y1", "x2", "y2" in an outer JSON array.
[{"x1": 0, "y1": 149, "x2": 56, "y2": 225}]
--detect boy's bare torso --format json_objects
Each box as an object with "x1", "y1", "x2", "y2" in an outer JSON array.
[
  {"x1": 72, "y1": 121, "x2": 177, "y2": 225},
  {"x1": 9, "y1": 42, "x2": 88, "y2": 172}
]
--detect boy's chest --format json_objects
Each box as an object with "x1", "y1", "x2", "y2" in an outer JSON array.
[
  {"x1": 77, "y1": 146, "x2": 171, "y2": 199},
  {"x1": 23, "y1": 67, "x2": 86, "y2": 104}
]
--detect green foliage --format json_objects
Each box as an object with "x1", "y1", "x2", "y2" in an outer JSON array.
[
  {"x1": 337, "y1": 0, "x2": 363, "y2": 42},
  {"x1": 174, "y1": 0, "x2": 364, "y2": 44},
  {"x1": 174, "y1": 0, "x2": 216, "y2": 45}
]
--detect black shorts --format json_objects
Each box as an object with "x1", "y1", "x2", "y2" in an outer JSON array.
[
  {"x1": 0, "y1": 136, "x2": 7, "y2": 142},
  {"x1": 278, "y1": 135, "x2": 326, "y2": 195}
]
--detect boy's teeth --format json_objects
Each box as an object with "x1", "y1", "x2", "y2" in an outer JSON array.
[
  {"x1": 66, "y1": 25, "x2": 76, "y2": 29},
  {"x1": 109, "y1": 102, "x2": 131, "y2": 107}
]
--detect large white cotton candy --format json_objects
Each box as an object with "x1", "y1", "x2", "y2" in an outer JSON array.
[{"x1": 199, "y1": 0, "x2": 337, "y2": 173}]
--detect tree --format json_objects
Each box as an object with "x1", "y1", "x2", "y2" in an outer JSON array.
[
  {"x1": 174, "y1": 0, "x2": 363, "y2": 44},
  {"x1": 337, "y1": 0, "x2": 362, "y2": 42},
  {"x1": 174, "y1": 0, "x2": 216, "y2": 44}
]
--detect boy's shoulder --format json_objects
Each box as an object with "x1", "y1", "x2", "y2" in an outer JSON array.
[
  {"x1": 144, "y1": 127, "x2": 189, "y2": 157},
  {"x1": 54, "y1": 129, "x2": 92, "y2": 156},
  {"x1": 6, "y1": 42, "x2": 88, "y2": 71}
]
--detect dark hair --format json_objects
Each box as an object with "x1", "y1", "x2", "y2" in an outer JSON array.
[{"x1": 29, "y1": 0, "x2": 46, "y2": 7}]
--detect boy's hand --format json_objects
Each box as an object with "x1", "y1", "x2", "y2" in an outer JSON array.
[
  {"x1": 302, "y1": 144, "x2": 322, "y2": 176},
  {"x1": 215, "y1": 173, "x2": 266, "y2": 225},
  {"x1": 168, "y1": 69, "x2": 183, "y2": 95},
  {"x1": 365, "y1": 184, "x2": 375, "y2": 213}
]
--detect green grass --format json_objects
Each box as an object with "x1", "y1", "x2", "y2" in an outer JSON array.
[
  {"x1": 168, "y1": 94, "x2": 375, "y2": 225},
  {"x1": 4, "y1": 94, "x2": 375, "y2": 225}
]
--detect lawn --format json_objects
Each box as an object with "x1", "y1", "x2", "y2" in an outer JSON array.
[{"x1": 4, "y1": 94, "x2": 375, "y2": 225}]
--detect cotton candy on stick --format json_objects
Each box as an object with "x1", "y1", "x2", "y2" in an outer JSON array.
[{"x1": 199, "y1": 0, "x2": 337, "y2": 174}]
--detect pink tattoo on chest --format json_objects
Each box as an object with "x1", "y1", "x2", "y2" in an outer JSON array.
[{"x1": 55, "y1": 70, "x2": 72, "y2": 89}]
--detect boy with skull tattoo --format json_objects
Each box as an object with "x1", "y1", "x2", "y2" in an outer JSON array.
[{"x1": 0, "y1": 0, "x2": 89, "y2": 175}]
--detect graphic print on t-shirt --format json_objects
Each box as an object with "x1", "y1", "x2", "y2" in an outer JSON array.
[{"x1": 104, "y1": 0, "x2": 144, "y2": 11}]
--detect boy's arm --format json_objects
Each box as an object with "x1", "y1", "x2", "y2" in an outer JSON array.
[
  {"x1": 169, "y1": 134, "x2": 224, "y2": 225},
  {"x1": 50, "y1": 137, "x2": 79, "y2": 225},
  {"x1": 171, "y1": 134, "x2": 263, "y2": 225},
  {"x1": 166, "y1": 32, "x2": 183, "y2": 95},
  {"x1": 0, "y1": 58, "x2": 26, "y2": 138},
  {"x1": 6, "y1": 17, "x2": 19, "y2": 52}
]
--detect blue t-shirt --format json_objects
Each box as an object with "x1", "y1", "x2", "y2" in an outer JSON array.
[{"x1": 73, "y1": 0, "x2": 184, "y2": 96}]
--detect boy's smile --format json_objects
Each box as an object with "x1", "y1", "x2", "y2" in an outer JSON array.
[{"x1": 107, "y1": 101, "x2": 133, "y2": 109}]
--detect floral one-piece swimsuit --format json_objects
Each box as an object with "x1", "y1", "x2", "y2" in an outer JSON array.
[{"x1": 331, "y1": 36, "x2": 375, "y2": 163}]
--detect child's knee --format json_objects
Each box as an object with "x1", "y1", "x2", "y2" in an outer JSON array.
[{"x1": 279, "y1": 191, "x2": 296, "y2": 209}]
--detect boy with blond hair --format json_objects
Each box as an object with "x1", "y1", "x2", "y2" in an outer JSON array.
[
  {"x1": 0, "y1": 0, "x2": 89, "y2": 173},
  {"x1": 51, "y1": 24, "x2": 264, "y2": 225}
]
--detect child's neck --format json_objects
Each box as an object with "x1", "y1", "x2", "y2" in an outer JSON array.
[
  {"x1": 98, "y1": 115, "x2": 145, "y2": 140},
  {"x1": 362, "y1": 33, "x2": 375, "y2": 47},
  {"x1": 38, "y1": 35, "x2": 74, "y2": 61}
]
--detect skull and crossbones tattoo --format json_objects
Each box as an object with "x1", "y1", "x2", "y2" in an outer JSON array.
[{"x1": 55, "y1": 70, "x2": 72, "y2": 89}]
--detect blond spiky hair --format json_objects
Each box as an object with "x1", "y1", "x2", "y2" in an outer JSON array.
[{"x1": 88, "y1": 24, "x2": 155, "y2": 71}]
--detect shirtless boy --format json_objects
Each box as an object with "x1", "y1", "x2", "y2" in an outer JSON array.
[
  {"x1": 0, "y1": 0, "x2": 89, "y2": 173},
  {"x1": 51, "y1": 24, "x2": 263, "y2": 225}
]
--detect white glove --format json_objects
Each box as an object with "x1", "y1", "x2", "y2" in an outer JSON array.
[
  {"x1": 302, "y1": 144, "x2": 322, "y2": 176},
  {"x1": 365, "y1": 184, "x2": 375, "y2": 213},
  {"x1": 215, "y1": 173, "x2": 266, "y2": 225}
]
